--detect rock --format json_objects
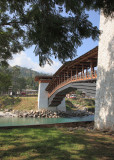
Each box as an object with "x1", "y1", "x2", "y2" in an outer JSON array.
[
  {"x1": 23, "y1": 113, "x2": 28, "y2": 117},
  {"x1": 0, "y1": 107, "x2": 93, "y2": 119},
  {"x1": 30, "y1": 110, "x2": 33, "y2": 113},
  {"x1": 33, "y1": 114, "x2": 37, "y2": 118},
  {"x1": 4, "y1": 109, "x2": 9, "y2": 112}
]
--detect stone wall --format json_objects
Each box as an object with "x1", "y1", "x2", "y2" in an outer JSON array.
[{"x1": 95, "y1": 12, "x2": 114, "y2": 131}]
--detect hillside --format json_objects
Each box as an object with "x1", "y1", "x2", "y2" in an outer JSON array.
[
  {"x1": 7, "y1": 66, "x2": 52, "y2": 91},
  {"x1": 12, "y1": 65, "x2": 51, "y2": 78}
]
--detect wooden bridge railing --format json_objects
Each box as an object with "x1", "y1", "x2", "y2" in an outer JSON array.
[
  {"x1": 46, "y1": 47, "x2": 98, "y2": 98},
  {"x1": 48, "y1": 71, "x2": 97, "y2": 98}
]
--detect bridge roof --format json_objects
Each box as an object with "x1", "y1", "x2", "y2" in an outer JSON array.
[
  {"x1": 46, "y1": 46, "x2": 98, "y2": 91},
  {"x1": 68, "y1": 46, "x2": 98, "y2": 68},
  {"x1": 35, "y1": 76, "x2": 52, "y2": 82},
  {"x1": 53, "y1": 61, "x2": 71, "y2": 77}
]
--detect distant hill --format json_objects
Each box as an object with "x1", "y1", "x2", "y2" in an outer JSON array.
[
  {"x1": 10, "y1": 65, "x2": 51, "y2": 78},
  {"x1": 8, "y1": 66, "x2": 52, "y2": 91},
  {"x1": 19, "y1": 66, "x2": 39, "y2": 78}
]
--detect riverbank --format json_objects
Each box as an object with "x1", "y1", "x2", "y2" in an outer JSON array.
[
  {"x1": 0, "y1": 108, "x2": 94, "y2": 118},
  {"x1": 0, "y1": 96, "x2": 95, "y2": 118}
]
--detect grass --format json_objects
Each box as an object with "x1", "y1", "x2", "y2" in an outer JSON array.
[
  {"x1": 0, "y1": 96, "x2": 21, "y2": 109},
  {"x1": 66, "y1": 98, "x2": 95, "y2": 112},
  {"x1": 0, "y1": 96, "x2": 38, "y2": 111},
  {"x1": 0, "y1": 127, "x2": 114, "y2": 160},
  {"x1": 12, "y1": 97, "x2": 38, "y2": 111}
]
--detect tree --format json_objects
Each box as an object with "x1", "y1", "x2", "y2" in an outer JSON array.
[
  {"x1": 0, "y1": 65, "x2": 12, "y2": 94},
  {"x1": 26, "y1": 77, "x2": 38, "y2": 90},
  {"x1": 18, "y1": 77, "x2": 26, "y2": 91},
  {"x1": 0, "y1": 0, "x2": 113, "y2": 66},
  {"x1": 11, "y1": 66, "x2": 20, "y2": 94},
  {"x1": 11, "y1": 66, "x2": 27, "y2": 94}
]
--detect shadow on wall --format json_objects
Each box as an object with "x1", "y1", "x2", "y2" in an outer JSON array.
[{"x1": 95, "y1": 36, "x2": 114, "y2": 130}]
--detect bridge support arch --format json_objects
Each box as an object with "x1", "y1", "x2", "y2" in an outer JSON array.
[{"x1": 95, "y1": 12, "x2": 114, "y2": 131}]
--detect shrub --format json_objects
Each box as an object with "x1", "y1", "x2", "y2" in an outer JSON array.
[{"x1": 0, "y1": 96, "x2": 21, "y2": 109}]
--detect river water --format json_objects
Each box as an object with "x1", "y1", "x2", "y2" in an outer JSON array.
[{"x1": 0, "y1": 115, "x2": 94, "y2": 127}]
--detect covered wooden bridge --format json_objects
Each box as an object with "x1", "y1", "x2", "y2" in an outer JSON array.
[{"x1": 35, "y1": 46, "x2": 98, "y2": 109}]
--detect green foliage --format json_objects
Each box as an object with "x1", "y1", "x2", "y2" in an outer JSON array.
[
  {"x1": 66, "y1": 98, "x2": 95, "y2": 112},
  {"x1": 26, "y1": 77, "x2": 38, "y2": 90},
  {"x1": 10, "y1": 66, "x2": 42, "y2": 93},
  {"x1": 75, "y1": 90, "x2": 82, "y2": 98},
  {"x1": 11, "y1": 66, "x2": 23, "y2": 93},
  {"x1": 16, "y1": 65, "x2": 49, "y2": 90},
  {"x1": 0, "y1": 0, "x2": 113, "y2": 65},
  {"x1": 75, "y1": 90, "x2": 82, "y2": 95},
  {"x1": 0, "y1": 65, "x2": 48, "y2": 95},
  {"x1": 0, "y1": 96, "x2": 21, "y2": 108},
  {"x1": 0, "y1": 65, "x2": 12, "y2": 93},
  {"x1": 66, "y1": 100, "x2": 73, "y2": 111},
  {"x1": 84, "y1": 98, "x2": 95, "y2": 106},
  {"x1": 0, "y1": 0, "x2": 25, "y2": 66},
  {"x1": 19, "y1": 66, "x2": 39, "y2": 78}
]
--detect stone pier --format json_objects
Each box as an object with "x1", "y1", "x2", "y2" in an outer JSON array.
[{"x1": 95, "y1": 12, "x2": 114, "y2": 131}]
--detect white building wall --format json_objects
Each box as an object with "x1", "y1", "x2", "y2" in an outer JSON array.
[{"x1": 95, "y1": 12, "x2": 114, "y2": 131}]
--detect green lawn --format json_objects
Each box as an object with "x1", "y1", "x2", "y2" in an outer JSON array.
[
  {"x1": 0, "y1": 96, "x2": 38, "y2": 111},
  {"x1": 0, "y1": 127, "x2": 114, "y2": 160}
]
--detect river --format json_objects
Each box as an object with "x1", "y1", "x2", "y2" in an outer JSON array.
[{"x1": 0, "y1": 115, "x2": 94, "y2": 127}]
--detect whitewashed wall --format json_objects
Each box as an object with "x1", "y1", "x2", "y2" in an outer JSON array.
[
  {"x1": 95, "y1": 12, "x2": 114, "y2": 131},
  {"x1": 38, "y1": 83, "x2": 49, "y2": 110}
]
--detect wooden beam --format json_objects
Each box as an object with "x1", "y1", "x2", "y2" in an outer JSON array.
[
  {"x1": 71, "y1": 69, "x2": 72, "y2": 80},
  {"x1": 80, "y1": 62, "x2": 90, "y2": 65},
  {"x1": 82, "y1": 64, "x2": 84, "y2": 77},
  {"x1": 76, "y1": 66, "x2": 78, "y2": 79},
  {"x1": 88, "y1": 58, "x2": 97, "y2": 61}
]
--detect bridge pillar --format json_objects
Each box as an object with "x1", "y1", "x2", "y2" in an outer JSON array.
[
  {"x1": 95, "y1": 12, "x2": 114, "y2": 131},
  {"x1": 36, "y1": 76, "x2": 66, "y2": 111},
  {"x1": 56, "y1": 98, "x2": 66, "y2": 112},
  {"x1": 38, "y1": 81, "x2": 49, "y2": 110},
  {"x1": 35, "y1": 76, "x2": 53, "y2": 111}
]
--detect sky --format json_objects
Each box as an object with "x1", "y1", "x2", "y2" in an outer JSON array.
[{"x1": 8, "y1": 10, "x2": 100, "y2": 75}]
